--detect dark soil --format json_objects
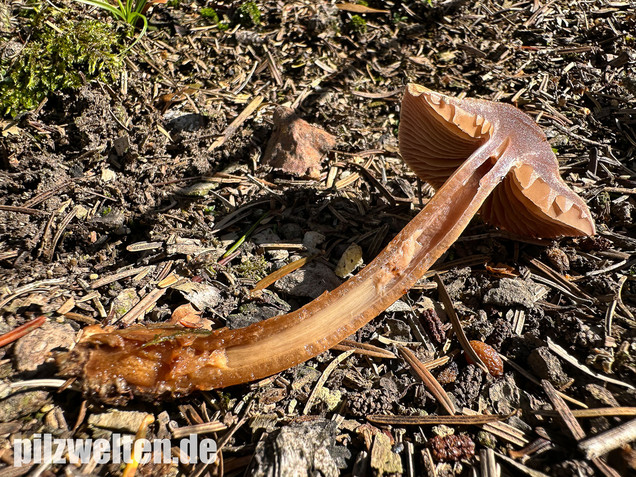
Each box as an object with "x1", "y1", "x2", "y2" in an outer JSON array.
[{"x1": 1, "y1": 1, "x2": 635, "y2": 476}]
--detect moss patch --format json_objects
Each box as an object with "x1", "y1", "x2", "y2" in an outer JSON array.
[{"x1": 0, "y1": 9, "x2": 123, "y2": 117}]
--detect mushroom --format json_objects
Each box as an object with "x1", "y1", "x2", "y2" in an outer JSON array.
[
  {"x1": 58, "y1": 84, "x2": 595, "y2": 402},
  {"x1": 399, "y1": 84, "x2": 594, "y2": 237}
]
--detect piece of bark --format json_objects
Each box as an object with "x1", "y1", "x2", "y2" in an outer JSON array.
[{"x1": 262, "y1": 106, "x2": 336, "y2": 179}]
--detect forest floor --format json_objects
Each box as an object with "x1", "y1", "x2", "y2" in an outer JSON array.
[{"x1": 0, "y1": 1, "x2": 635, "y2": 476}]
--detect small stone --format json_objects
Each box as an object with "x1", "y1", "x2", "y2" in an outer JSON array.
[
  {"x1": 252, "y1": 229, "x2": 281, "y2": 245},
  {"x1": 386, "y1": 300, "x2": 412, "y2": 313},
  {"x1": 74, "y1": 204, "x2": 89, "y2": 219},
  {"x1": 266, "y1": 249, "x2": 289, "y2": 261},
  {"x1": 101, "y1": 168, "x2": 116, "y2": 182},
  {"x1": 528, "y1": 347, "x2": 570, "y2": 388},
  {"x1": 275, "y1": 262, "x2": 341, "y2": 299},
  {"x1": 262, "y1": 106, "x2": 336, "y2": 179},
  {"x1": 483, "y1": 278, "x2": 547, "y2": 308},
  {"x1": 302, "y1": 231, "x2": 325, "y2": 253},
  {"x1": 482, "y1": 374, "x2": 521, "y2": 415},
  {"x1": 280, "y1": 223, "x2": 303, "y2": 240},
  {"x1": 165, "y1": 112, "x2": 207, "y2": 132},
  {"x1": 384, "y1": 318, "x2": 411, "y2": 341},
  {"x1": 172, "y1": 281, "x2": 221, "y2": 311},
  {"x1": 113, "y1": 134, "x2": 130, "y2": 156},
  {"x1": 291, "y1": 366, "x2": 321, "y2": 391}
]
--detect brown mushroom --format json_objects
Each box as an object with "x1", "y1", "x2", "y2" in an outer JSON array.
[
  {"x1": 399, "y1": 84, "x2": 594, "y2": 237},
  {"x1": 58, "y1": 84, "x2": 595, "y2": 403}
]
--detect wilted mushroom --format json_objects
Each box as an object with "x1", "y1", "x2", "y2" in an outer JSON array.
[{"x1": 59, "y1": 84, "x2": 595, "y2": 402}]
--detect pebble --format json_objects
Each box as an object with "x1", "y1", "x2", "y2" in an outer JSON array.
[
  {"x1": 274, "y1": 262, "x2": 341, "y2": 299},
  {"x1": 483, "y1": 278, "x2": 547, "y2": 308}
]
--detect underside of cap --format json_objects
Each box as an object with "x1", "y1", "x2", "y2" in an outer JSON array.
[
  {"x1": 399, "y1": 83, "x2": 492, "y2": 189},
  {"x1": 398, "y1": 83, "x2": 595, "y2": 238},
  {"x1": 481, "y1": 163, "x2": 596, "y2": 237}
]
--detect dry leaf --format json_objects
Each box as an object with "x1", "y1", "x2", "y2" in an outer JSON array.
[{"x1": 262, "y1": 106, "x2": 336, "y2": 179}]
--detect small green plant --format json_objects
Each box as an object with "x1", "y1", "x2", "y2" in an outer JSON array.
[
  {"x1": 73, "y1": 0, "x2": 150, "y2": 50},
  {"x1": 200, "y1": 7, "x2": 218, "y2": 21},
  {"x1": 392, "y1": 12, "x2": 407, "y2": 24},
  {"x1": 0, "y1": 11, "x2": 123, "y2": 116},
  {"x1": 235, "y1": 1, "x2": 260, "y2": 27},
  {"x1": 200, "y1": 7, "x2": 229, "y2": 31},
  {"x1": 349, "y1": 14, "x2": 367, "y2": 34},
  {"x1": 235, "y1": 254, "x2": 268, "y2": 280}
]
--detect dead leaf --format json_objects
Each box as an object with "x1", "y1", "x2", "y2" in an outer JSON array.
[
  {"x1": 262, "y1": 106, "x2": 336, "y2": 179},
  {"x1": 170, "y1": 303, "x2": 201, "y2": 326}
]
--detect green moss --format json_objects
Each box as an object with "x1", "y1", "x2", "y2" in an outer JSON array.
[
  {"x1": 349, "y1": 15, "x2": 367, "y2": 34},
  {"x1": 200, "y1": 7, "x2": 219, "y2": 21},
  {"x1": 0, "y1": 10, "x2": 123, "y2": 117},
  {"x1": 236, "y1": 1, "x2": 261, "y2": 27},
  {"x1": 200, "y1": 7, "x2": 229, "y2": 31},
  {"x1": 234, "y1": 254, "x2": 268, "y2": 280}
]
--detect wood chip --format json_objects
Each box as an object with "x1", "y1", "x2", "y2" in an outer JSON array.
[
  {"x1": 541, "y1": 380, "x2": 586, "y2": 440},
  {"x1": 171, "y1": 421, "x2": 228, "y2": 439},
  {"x1": 90, "y1": 267, "x2": 152, "y2": 289},
  {"x1": 118, "y1": 287, "x2": 167, "y2": 325}
]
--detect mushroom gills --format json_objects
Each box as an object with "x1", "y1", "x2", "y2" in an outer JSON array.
[{"x1": 399, "y1": 85, "x2": 491, "y2": 189}]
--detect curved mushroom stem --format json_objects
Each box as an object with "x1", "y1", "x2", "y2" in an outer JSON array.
[{"x1": 60, "y1": 143, "x2": 518, "y2": 401}]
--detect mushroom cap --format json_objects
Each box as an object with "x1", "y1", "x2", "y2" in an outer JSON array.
[{"x1": 398, "y1": 83, "x2": 595, "y2": 238}]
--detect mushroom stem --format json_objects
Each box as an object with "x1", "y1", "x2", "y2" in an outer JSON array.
[{"x1": 60, "y1": 140, "x2": 517, "y2": 400}]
